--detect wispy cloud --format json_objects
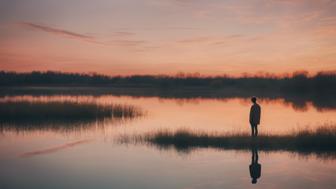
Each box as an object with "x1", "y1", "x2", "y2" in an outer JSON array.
[
  {"x1": 19, "y1": 22, "x2": 103, "y2": 44},
  {"x1": 110, "y1": 39, "x2": 146, "y2": 46},
  {"x1": 177, "y1": 35, "x2": 245, "y2": 45},
  {"x1": 112, "y1": 31, "x2": 135, "y2": 36},
  {"x1": 178, "y1": 36, "x2": 211, "y2": 43},
  {"x1": 18, "y1": 22, "x2": 148, "y2": 47},
  {"x1": 212, "y1": 35, "x2": 244, "y2": 45},
  {"x1": 19, "y1": 139, "x2": 92, "y2": 158},
  {"x1": 164, "y1": 26, "x2": 199, "y2": 30}
]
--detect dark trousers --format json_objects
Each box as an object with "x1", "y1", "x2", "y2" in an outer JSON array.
[{"x1": 251, "y1": 124, "x2": 258, "y2": 137}]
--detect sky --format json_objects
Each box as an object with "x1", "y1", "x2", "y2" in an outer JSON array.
[{"x1": 0, "y1": 0, "x2": 336, "y2": 76}]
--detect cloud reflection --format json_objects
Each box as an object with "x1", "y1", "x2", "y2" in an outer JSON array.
[{"x1": 19, "y1": 139, "x2": 92, "y2": 158}]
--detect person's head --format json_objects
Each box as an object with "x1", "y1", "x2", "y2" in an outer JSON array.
[
  {"x1": 251, "y1": 97, "x2": 257, "y2": 104},
  {"x1": 252, "y1": 178, "x2": 257, "y2": 184}
]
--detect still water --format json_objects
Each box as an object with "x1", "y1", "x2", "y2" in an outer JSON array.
[{"x1": 0, "y1": 95, "x2": 336, "y2": 189}]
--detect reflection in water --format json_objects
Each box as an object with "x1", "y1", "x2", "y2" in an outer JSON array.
[
  {"x1": 120, "y1": 128, "x2": 336, "y2": 160},
  {"x1": 0, "y1": 94, "x2": 335, "y2": 189},
  {"x1": 0, "y1": 100, "x2": 143, "y2": 132},
  {"x1": 1, "y1": 94, "x2": 335, "y2": 135},
  {"x1": 20, "y1": 139, "x2": 92, "y2": 158},
  {"x1": 1, "y1": 87, "x2": 336, "y2": 111},
  {"x1": 249, "y1": 144, "x2": 261, "y2": 184}
]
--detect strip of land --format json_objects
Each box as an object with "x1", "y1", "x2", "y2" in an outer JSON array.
[
  {"x1": 1, "y1": 71, "x2": 335, "y2": 94},
  {"x1": 1, "y1": 71, "x2": 335, "y2": 110},
  {"x1": 119, "y1": 126, "x2": 336, "y2": 158}
]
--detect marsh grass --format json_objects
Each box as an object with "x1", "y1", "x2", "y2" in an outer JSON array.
[
  {"x1": 120, "y1": 124, "x2": 336, "y2": 157},
  {"x1": 0, "y1": 101, "x2": 143, "y2": 131}
]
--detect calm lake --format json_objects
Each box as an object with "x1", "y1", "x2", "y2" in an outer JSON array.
[{"x1": 1, "y1": 94, "x2": 336, "y2": 189}]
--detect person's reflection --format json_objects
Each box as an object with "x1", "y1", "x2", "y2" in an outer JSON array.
[{"x1": 249, "y1": 145, "x2": 261, "y2": 184}]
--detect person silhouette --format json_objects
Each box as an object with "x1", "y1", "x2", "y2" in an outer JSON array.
[
  {"x1": 249, "y1": 97, "x2": 261, "y2": 137},
  {"x1": 249, "y1": 145, "x2": 261, "y2": 184}
]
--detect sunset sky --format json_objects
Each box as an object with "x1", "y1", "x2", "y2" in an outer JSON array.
[{"x1": 1, "y1": 0, "x2": 336, "y2": 76}]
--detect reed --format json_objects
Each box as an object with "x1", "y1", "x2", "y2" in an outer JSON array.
[{"x1": 0, "y1": 101, "x2": 142, "y2": 130}]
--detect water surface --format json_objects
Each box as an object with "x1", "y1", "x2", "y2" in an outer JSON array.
[{"x1": 0, "y1": 94, "x2": 335, "y2": 189}]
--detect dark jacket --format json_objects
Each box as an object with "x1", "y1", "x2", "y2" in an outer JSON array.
[{"x1": 249, "y1": 103, "x2": 261, "y2": 125}]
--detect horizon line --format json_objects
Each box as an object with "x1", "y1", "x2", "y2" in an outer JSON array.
[{"x1": 1, "y1": 69, "x2": 336, "y2": 78}]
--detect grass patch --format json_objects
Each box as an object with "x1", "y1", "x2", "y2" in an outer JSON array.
[
  {"x1": 119, "y1": 125, "x2": 336, "y2": 157},
  {"x1": 0, "y1": 101, "x2": 143, "y2": 131}
]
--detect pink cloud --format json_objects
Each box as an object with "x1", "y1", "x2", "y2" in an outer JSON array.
[{"x1": 19, "y1": 22, "x2": 103, "y2": 44}]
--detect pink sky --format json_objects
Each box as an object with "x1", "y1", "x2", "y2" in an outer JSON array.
[{"x1": 0, "y1": 0, "x2": 335, "y2": 76}]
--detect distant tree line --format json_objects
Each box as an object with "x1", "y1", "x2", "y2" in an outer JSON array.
[{"x1": 0, "y1": 71, "x2": 335, "y2": 94}]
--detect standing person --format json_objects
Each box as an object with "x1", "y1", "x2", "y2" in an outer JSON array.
[{"x1": 249, "y1": 97, "x2": 261, "y2": 137}]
